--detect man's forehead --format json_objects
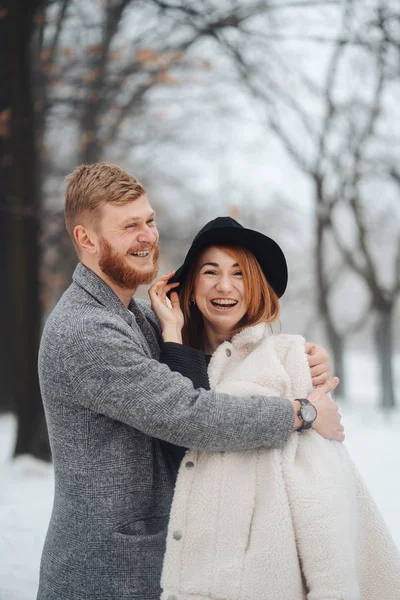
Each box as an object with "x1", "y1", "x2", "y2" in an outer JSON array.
[{"x1": 102, "y1": 197, "x2": 155, "y2": 222}]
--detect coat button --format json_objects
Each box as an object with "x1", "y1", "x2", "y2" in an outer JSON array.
[
  {"x1": 173, "y1": 530, "x2": 183, "y2": 541},
  {"x1": 185, "y1": 461, "x2": 194, "y2": 469},
  {"x1": 225, "y1": 348, "x2": 232, "y2": 357}
]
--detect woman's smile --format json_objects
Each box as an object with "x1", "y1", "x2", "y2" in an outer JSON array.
[{"x1": 209, "y1": 297, "x2": 239, "y2": 310}]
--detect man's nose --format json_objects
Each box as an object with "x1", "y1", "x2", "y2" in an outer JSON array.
[{"x1": 138, "y1": 224, "x2": 158, "y2": 245}]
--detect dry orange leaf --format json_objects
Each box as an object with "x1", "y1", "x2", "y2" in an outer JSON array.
[
  {"x1": 156, "y1": 71, "x2": 178, "y2": 85},
  {"x1": 83, "y1": 70, "x2": 100, "y2": 83},
  {"x1": 0, "y1": 109, "x2": 10, "y2": 138},
  {"x1": 137, "y1": 48, "x2": 159, "y2": 64},
  {"x1": 86, "y1": 44, "x2": 102, "y2": 56}
]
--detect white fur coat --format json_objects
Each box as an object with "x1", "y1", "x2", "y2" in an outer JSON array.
[{"x1": 161, "y1": 324, "x2": 400, "y2": 600}]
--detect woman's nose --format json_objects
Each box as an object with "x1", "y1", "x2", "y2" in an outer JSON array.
[{"x1": 216, "y1": 276, "x2": 233, "y2": 292}]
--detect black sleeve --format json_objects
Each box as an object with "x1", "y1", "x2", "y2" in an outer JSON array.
[
  {"x1": 158, "y1": 342, "x2": 210, "y2": 464},
  {"x1": 159, "y1": 342, "x2": 210, "y2": 390}
]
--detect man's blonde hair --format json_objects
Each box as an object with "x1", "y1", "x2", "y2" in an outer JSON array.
[{"x1": 65, "y1": 162, "x2": 146, "y2": 250}]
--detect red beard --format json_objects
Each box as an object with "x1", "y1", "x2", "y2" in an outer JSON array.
[{"x1": 99, "y1": 237, "x2": 160, "y2": 290}]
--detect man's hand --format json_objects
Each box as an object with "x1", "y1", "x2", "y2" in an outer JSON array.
[
  {"x1": 305, "y1": 342, "x2": 332, "y2": 387},
  {"x1": 293, "y1": 377, "x2": 344, "y2": 442}
]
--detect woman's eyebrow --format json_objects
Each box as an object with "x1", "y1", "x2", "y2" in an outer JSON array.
[{"x1": 199, "y1": 262, "x2": 239, "y2": 268}]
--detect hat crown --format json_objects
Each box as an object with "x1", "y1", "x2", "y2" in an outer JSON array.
[{"x1": 193, "y1": 216, "x2": 243, "y2": 243}]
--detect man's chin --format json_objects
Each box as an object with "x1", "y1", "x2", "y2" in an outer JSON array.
[
  {"x1": 99, "y1": 237, "x2": 160, "y2": 290},
  {"x1": 136, "y1": 267, "x2": 159, "y2": 287},
  {"x1": 124, "y1": 258, "x2": 159, "y2": 288}
]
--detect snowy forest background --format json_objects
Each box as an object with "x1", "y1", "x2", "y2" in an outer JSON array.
[{"x1": 1, "y1": 0, "x2": 399, "y2": 598}]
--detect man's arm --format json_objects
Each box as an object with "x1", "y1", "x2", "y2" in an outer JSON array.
[
  {"x1": 61, "y1": 316, "x2": 294, "y2": 452},
  {"x1": 158, "y1": 341, "x2": 342, "y2": 440}
]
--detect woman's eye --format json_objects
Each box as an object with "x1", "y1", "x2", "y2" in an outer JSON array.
[
  {"x1": 233, "y1": 271, "x2": 243, "y2": 276},
  {"x1": 203, "y1": 270, "x2": 217, "y2": 275}
]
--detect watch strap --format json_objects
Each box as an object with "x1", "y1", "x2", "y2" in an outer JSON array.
[{"x1": 295, "y1": 398, "x2": 316, "y2": 431}]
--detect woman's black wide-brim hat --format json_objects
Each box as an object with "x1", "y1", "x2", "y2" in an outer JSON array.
[{"x1": 168, "y1": 216, "x2": 288, "y2": 298}]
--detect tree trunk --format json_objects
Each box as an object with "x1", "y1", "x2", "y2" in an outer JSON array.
[
  {"x1": 314, "y1": 180, "x2": 347, "y2": 400},
  {"x1": 6, "y1": 0, "x2": 50, "y2": 460},
  {"x1": 0, "y1": 10, "x2": 13, "y2": 412},
  {"x1": 374, "y1": 304, "x2": 395, "y2": 410},
  {"x1": 325, "y1": 322, "x2": 346, "y2": 397}
]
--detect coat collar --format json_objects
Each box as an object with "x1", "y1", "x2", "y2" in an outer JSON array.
[
  {"x1": 72, "y1": 262, "x2": 137, "y2": 326},
  {"x1": 230, "y1": 322, "x2": 269, "y2": 349},
  {"x1": 208, "y1": 323, "x2": 270, "y2": 388}
]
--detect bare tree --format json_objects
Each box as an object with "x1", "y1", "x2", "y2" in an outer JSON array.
[
  {"x1": 36, "y1": 0, "x2": 284, "y2": 304},
  {"x1": 3, "y1": 0, "x2": 50, "y2": 459},
  {"x1": 317, "y1": 2, "x2": 400, "y2": 408},
  {"x1": 35, "y1": 0, "x2": 398, "y2": 409},
  {"x1": 0, "y1": 5, "x2": 13, "y2": 412},
  {"x1": 209, "y1": 0, "x2": 399, "y2": 405}
]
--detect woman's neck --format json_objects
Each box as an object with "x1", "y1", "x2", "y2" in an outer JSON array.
[{"x1": 202, "y1": 321, "x2": 234, "y2": 355}]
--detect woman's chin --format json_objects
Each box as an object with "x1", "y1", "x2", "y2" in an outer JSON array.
[{"x1": 205, "y1": 313, "x2": 244, "y2": 331}]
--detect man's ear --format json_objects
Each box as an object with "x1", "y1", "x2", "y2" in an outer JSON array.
[{"x1": 73, "y1": 225, "x2": 98, "y2": 255}]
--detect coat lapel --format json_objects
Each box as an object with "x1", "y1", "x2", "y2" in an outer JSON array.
[{"x1": 72, "y1": 263, "x2": 155, "y2": 358}]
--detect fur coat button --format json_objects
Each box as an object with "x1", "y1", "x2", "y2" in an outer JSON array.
[
  {"x1": 185, "y1": 461, "x2": 195, "y2": 469},
  {"x1": 225, "y1": 348, "x2": 232, "y2": 357},
  {"x1": 173, "y1": 530, "x2": 183, "y2": 541}
]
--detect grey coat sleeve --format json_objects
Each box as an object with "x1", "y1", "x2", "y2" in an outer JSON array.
[{"x1": 61, "y1": 315, "x2": 294, "y2": 452}]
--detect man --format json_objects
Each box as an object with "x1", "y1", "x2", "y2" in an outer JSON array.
[{"x1": 37, "y1": 163, "x2": 343, "y2": 600}]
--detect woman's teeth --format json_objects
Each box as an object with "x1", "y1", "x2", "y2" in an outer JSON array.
[{"x1": 211, "y1": 299, "x2": 238, "y2": 309}]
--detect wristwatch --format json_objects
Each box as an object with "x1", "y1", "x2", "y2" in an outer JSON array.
[{"x1": 294, "y1": 398, "x2": 317, "y2": 431}]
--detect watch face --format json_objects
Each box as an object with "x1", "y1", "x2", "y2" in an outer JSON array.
[{"x1": 301, "y1": 403, "x2": 317, "y2": 423}]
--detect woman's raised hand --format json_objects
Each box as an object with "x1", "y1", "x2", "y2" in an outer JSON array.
[{"x1": 148, "y1": 271, "x2": 184, "y2": 343}]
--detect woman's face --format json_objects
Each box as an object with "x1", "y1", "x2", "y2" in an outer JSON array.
[{"x1": 193, "y1": 246, "x2": 247, "y2": 333}]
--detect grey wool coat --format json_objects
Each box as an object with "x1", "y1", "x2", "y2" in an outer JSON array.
[{"x1": 36, "y1": 263, "x2": 294, "y2": 600}]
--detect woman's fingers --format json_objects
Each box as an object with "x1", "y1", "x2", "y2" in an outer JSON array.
[
  {"x1": 155, "y1": 281, "x2": 178, "y2": 296},
  {"x1": 156, "y1": 270, "x2": 176, "y2": 282},
  {"x1": 150, "y1": 271, "x2": 175, "y2": 289},
  {"x1": 150, "y1": 281, "x2": 180, "y2": 310},
  {"x1": 149, "y1": 280, "x2": 167, "y2": 300},
  {"x1": 169, "y1": 291, "x2": 180, "y2": 308}
]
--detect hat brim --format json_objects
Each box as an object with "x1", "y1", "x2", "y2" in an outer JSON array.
[{"x1": 168, "y1": 226, "x2": 288, "y2": 298}]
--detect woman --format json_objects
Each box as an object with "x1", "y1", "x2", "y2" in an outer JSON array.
[{"x1": 149, "y1": 217, "x2": 400, "y2": 600}]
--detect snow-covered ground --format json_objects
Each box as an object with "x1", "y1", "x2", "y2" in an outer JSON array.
[
  {"x1": 0, "y1": 415, "x2": 54, "y2": 600},
  {"x1": 0, "y1": 352, "x2": 399, "y2": 600}
]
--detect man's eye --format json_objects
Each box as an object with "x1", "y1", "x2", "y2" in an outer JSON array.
[
  {"x1": 126, "y1": 223, "x2": 136, "y2": 229},
  {"x1": 147, "y1": 219, "x2": 155, "y2": 225}
]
